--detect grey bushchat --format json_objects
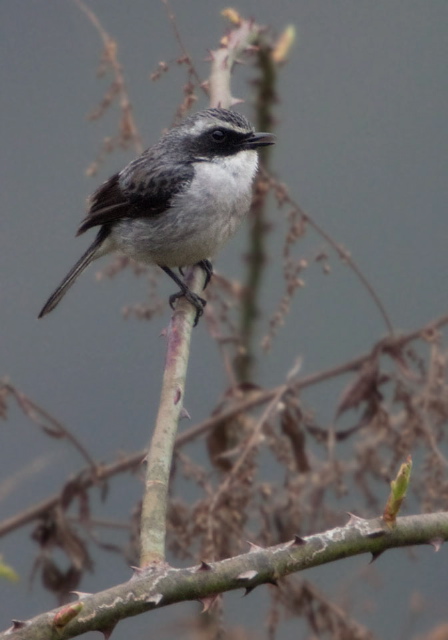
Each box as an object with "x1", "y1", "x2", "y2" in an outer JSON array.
[{"x1": 38, "y1": 108, "x2": 275, "y2": 324}]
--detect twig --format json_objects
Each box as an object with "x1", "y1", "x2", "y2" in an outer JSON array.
[
  {"x1": 268, "y1": 175, "x2": 395, "y2": 336},
  {"x1": 208, "y1": 17, "x2": 261, "y2": 108},
  {"x1": 161, "y1": 0, "x2": 204, "y2": 91},
  {"x1": 177, "y1": 310, "x2": 448, "y2": 446},
  {"x1": 301, "y1": 208, "x2": 395, "y2": 336},
  {"x1": 1, "y1": 382, "x2": 97, "y2": 470},
  {"x1": 206, "y1": 384, "x2": 287, "y2": 538},
  {"x1": 139, "y1": 267, "x2": 204, "y2": 566},
  {"x1": 75, "y1": 0, "x2": 143, "y2": 159},
  {"x1": 0, "y1": 453, "x2": 144, "y2": 538}
]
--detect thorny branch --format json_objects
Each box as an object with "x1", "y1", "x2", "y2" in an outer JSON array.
[{"x1": 2, "y1": 513, "x2": 448, "y2": 639}]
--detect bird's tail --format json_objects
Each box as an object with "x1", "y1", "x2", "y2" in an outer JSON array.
[{"x1": 38, "y1": 230, "x2": 108, "y2": 318}]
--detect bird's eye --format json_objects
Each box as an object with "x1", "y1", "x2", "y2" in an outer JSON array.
[{"x1": 211, "y1": 129, "x2": 226, "y2": 142}]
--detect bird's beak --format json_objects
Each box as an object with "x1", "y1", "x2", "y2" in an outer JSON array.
[{"x1": 244, "y1": 131, "x2": 276, "y2": 148}]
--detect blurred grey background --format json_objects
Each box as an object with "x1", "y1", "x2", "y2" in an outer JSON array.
[{"x1": 1, "y1": 1, "x2": 447, "y2": 638}]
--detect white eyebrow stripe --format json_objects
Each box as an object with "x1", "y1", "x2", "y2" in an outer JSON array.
[{"x1": 186, "y1": 120, "x2": 250, "y2": 137}]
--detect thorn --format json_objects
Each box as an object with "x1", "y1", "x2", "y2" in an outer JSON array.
[
  {"x1": 229, "y1": 96, "x2": 244, "y2": 107},
  {"x1": 146, "y1": 593, "x2": 163, "y2": 605},
  {"x1": 10, "y1": 620, "x2": 27, "y2": 631},
  {"x1": 430, "y1": 537, "x2": 444, "y2": 552},
  {"x1": 237, "y1": 570, "x2": 257, "y2": 581},
  {"x1": 292, "y1": 534, "x2": 306, "y2": 546},
  {"x1": 367, "y1": 529, "x2": 387, "y2": 539},
  {"x1": 346, "y1": 512, "x2": 368, "y2": 526},
  {"x1": 243, "y1": 586, "x2": 256, "y2": 596},
  {"x1": 247, "y1": 541, "x2": 264, "y2": 552},
  {"x1": 196, "y1": 561, "x2": 213, "y2": 572},
  {"x1": 100, "y1": 624, "x2": 117, "y2": 640},
  {"x1": 130, "y1": 562, "x2": 162, "y2": 579},
  {"x1": 286, "y1": 356, "x2": 303, "y2": 381},
  {"x1": 70, "y1": 591, "x2": 92, "y2": 599},
  {"x1": 199, "y1": 594, "x2": 219, "y2": 613},
  {"x1": 179, "y1": 407, "x2": 191, "y2": 420},
  {"x1": 370, "y1": 550, "x2": 384, "y2": 564},
  {"x1": 130, "y1": 565, "x2": 144, "y2": 576}
]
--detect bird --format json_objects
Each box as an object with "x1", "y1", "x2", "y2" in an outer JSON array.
[{"x1": 38, "y1": 108, "x2": 275, "y2": 324}]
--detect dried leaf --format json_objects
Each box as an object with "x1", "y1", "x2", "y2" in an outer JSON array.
[{"x1": 336, "y1": 359, "x2": 381, "y2": 418}]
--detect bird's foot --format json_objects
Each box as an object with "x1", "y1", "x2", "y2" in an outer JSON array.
[{"x1": 169, "y1": 289, "x2": 206, "y2": 326}]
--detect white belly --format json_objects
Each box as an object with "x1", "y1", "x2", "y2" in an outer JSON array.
[{"x1": 110, "y1": 150, "x2": 259, "y2": 266}]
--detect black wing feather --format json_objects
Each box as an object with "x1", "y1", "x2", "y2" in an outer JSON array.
[{"x1": 77, "y1": 159, "x2": 194, "y2": 236}]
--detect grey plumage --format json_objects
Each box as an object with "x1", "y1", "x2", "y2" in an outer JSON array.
[{"x1": 38, "y1": 108, "x2": 275, "y2": 321}]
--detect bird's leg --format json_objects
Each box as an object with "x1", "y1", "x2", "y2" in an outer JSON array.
[
  {"x1": 160, "y1": 266, "x2": 206, "y2": 326},
  {"x1": 178, "y1": 260, "x2": 212, "y2": 287},
  {"x1": 196, "y1": 259, "x2": 213, "y2": 290}
]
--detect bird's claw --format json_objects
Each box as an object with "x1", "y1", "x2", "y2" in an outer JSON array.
[
  {"x1": 198, "y1": 259, "x2": 213, "y2": 290},
  {"x1": 169, "y1": 290, "x2": 206, "y2": 326}
]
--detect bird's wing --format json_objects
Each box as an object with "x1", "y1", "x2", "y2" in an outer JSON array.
[{"x1": 77, "y1": 159, "x2": 194, "y2": 236}]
